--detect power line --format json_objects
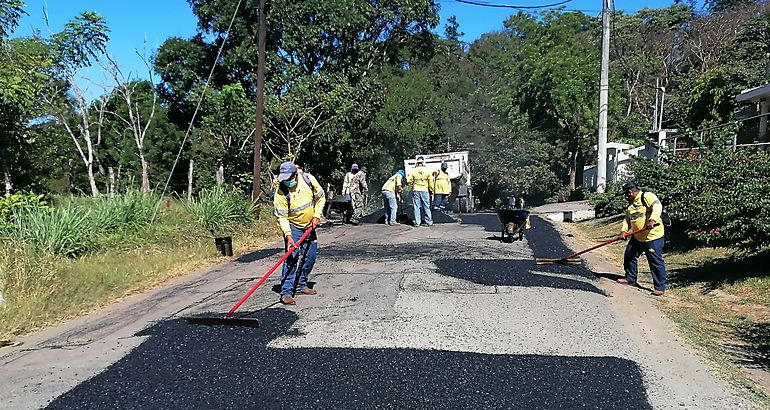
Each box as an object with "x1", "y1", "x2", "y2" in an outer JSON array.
[{"x1": 453, "y1": 0, "x2": 573, "y2": 9}]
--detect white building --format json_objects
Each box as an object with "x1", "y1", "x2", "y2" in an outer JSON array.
[
  {"x1": 582, "y1": 130, "x2": 675, "y2": 190},
  {"x1": 735, "y1": 83, "x2": 770, "y2": 142}
]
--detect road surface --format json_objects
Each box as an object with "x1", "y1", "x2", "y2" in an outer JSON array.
[{"x1": 0, "y1": 214, "x2": 752, "y2": 409}]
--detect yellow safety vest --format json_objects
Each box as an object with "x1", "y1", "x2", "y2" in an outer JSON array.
[
  {"x1": 622, "y1": 191, "x2": 664, "y2": 242},
  {"x1": 407, "y1": 168, "x2": 433, "y2": 192},
  {"x1": 434, "y1": 171, "x2": 451, "y2": 195},
  {"x1": 273, "y1": 172, "x2": 326, "y2": 237}
]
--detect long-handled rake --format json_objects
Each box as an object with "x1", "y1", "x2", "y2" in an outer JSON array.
[
  {"x1": 535, "y1": 226, "x2": 651, "y2": 265},
  {"x1": 185, "y1": 227, "x2": 315, "y2": 327}
]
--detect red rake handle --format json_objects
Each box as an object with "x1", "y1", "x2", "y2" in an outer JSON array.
[
  {"x1": 561, "y1": 226, "x2": 650, "y2": 260},
  {"x1": 226, "y1": 226, "x2": 315, "y2": 318}
]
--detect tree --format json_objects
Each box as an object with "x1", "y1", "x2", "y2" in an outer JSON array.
[{"x1": 39, "y1": 12, "x2": 110, "y2": 197}]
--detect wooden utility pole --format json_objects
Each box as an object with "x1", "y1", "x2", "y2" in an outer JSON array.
[
  {"x1": 252, "y1": 0, "x2": 267, "y2": 202},
  {"x1": 596, "y1": 0, "x2": 611, "y2": 193}
]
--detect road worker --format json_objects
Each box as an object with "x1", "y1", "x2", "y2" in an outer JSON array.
[
  {"x1": 274, "y1": 161, "x2": 326, "y2": 305},
  {"x1": 617, "y1": 182, "x2": 668, "y2": 296},
  {"x1": 433, "y1": 162, "x2": 452, "y2": 213},
  {"x1": 342, "y1": 163, "x2": 368, "y2": 225},
  {"x1": 382, "y1": 169, "x2": 405, "y2": 225},
  {"x1": 407, "y1": 156, "x2": 434, "y2": 227}
]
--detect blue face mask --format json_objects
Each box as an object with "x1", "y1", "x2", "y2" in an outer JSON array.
[{"x1": 284, "y1": 179, "x2": 298, "y2": 189}]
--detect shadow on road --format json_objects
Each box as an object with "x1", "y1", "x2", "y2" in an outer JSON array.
[
  {"x1": 434, "y1": 258, "x2": 607, "y2": 296},
  {"x1": 46, "y1": 309, "x2": 651, "y2": 410},
  {"x1": 235, "y1": 247, "x2": 282, "y2": 264}
]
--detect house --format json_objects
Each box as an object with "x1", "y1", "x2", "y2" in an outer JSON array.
[
  {"x1": 735, "y1": 83, "x2": 770, "y2": 142},
  {"x1": 582, "y1": 129, "x2": 676, "y2": 190}
]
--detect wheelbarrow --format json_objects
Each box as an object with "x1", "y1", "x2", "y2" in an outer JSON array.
[{"x1": 497, "y1": 208, "x2": 529, "y2": 242}]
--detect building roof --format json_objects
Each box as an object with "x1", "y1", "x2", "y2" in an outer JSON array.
[{"x1": 736, "y1": 83, "x2": 770, "y2": 103}]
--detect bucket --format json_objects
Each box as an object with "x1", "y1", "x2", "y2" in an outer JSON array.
[{"x1": 214, "y1": 236, "x2": 233, "y2": 256}]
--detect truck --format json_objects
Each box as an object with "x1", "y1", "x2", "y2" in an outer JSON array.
[{"x1": 404, "y1": 151, "x2": 474, "y2": 213}]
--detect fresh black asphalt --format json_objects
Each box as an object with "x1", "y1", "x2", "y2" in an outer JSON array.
[
  {"x1": 47, "y1": 309, "x2": 651, "y2": 410},
  {"x1": 45, "y1": 213, "x2": 651, "y2": 409}
]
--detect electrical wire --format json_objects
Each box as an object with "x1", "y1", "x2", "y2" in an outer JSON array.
[
  {"x1": 453, "y1": 0, "x2": 573, "y2": 9},
  {"x1": 151, "y1": 0, "x2": 244, "y2": 222}
]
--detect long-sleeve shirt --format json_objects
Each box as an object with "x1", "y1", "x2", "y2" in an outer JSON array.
[
  {"x1": 273, "y1": 173, "x2": 325, "y2": 237},
  {"x1": 342, "y1": 172, "x2": 367, "y2": 195},
  {"x1": 622, "y1": 191, "x2": 664, "y2": 242},
  {"x1": 407, "y1": 167, "x2": 434, "y2": 192},
  {"x1": 382, "y1": 173, "x2": 403, "y2": 193}
]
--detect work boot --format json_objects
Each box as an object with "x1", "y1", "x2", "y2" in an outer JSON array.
[
  {"x1": 617, "y1": 278, "x2": 636, "y2": 286},
  {"x1": 651, "y1": 290, "x2": 665, "y2": 296},
  {"x1": 298, "y1": 288, "x2": 318, "y2": 295},
  {"x1": 280, "y1": 295, "x2": 296, "y2": 305}
]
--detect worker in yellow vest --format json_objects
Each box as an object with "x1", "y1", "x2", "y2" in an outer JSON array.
[
  {"x1": 617, "y1": 182, "x2": 668, "y2": 296},
  {"x1": 273, "y1": 161, "x2": 326, "y2": 305},
  {"x1": 433, "y1": 162, "x2": 452, "y2": 213},
  {"x1": 407, "y1": 156, "x2": 434, "y2": 227}
]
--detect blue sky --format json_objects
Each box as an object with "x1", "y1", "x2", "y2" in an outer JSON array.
[{"x1": 13, "y1": 0, "x2": 689, "y2": 90}]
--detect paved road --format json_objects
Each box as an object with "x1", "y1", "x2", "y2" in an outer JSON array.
[{"x1": 0, "y1": 214, "x2": 752, "y2": 409}]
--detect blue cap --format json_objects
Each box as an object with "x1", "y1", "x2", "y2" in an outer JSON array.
[
  {"x1": 397, "y1": 169, "x2": 405, "y2": 178},
  {"x1": 441, "y1": 162, "x2": 448, "y2": 170},
  {"x1": 277, "y1": 161, "x2": 297, "y2": 181}
]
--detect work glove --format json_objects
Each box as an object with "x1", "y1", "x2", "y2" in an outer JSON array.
[{"x1": 619, "y1": 231, "x2": 630, "y2": 240}]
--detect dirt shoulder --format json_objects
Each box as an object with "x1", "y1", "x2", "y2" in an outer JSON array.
[{"x1": 556, "y1": 217, "x2": 770, "y2": 408}]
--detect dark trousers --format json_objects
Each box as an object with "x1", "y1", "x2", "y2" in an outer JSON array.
[{"x1": 624, "y1": 236, "x2": 667, "y2": 291}]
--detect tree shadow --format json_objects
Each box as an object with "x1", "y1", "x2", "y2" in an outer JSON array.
[
  {"x1": 235, "y1": 247, "x2": 282, "y2": 264},
  {"x1": 667, "y1": 250, "x2": 770, "y2": 292},
  {"x1": 47, "y1": 309, "x2": 651, "y2": 409},
  {"x1": 724, "y1": 320, "x2": 770, "y2": 371},
  {"x1": 434, "y1": 258, "x2": 606, "y2": 296}
]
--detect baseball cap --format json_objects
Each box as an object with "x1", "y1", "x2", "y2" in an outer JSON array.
[
  {"x1": 416, "y1": 156, "x2": 425, "y2": 164},
  {"x1": 351, "y1": 163, "x2": 359, "y2": 170},
  {"x1": 277, "y1": 161, "x2": 297, "y2": 181},
  {"x1": 441, "y1": 162, "x2": 448, "y2": 170}
]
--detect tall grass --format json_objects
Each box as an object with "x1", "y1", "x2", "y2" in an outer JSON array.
[
  {"x1": 184, "y1": 187, "x2": 255, "y2": 236},
  {"x1": 7, "y1": 193, "x2": 162, "y2": 256},
  {"x1": 12, "y1": 206, "x2": 95, "y2": 256}
]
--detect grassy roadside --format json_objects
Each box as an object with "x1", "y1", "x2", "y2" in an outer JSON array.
[
  {"x1": 0, "y1": 203, "x2": 281, "y2": 341},
  {"x1": 569, "y1": 215, "x2": 770, "y2": 407}
]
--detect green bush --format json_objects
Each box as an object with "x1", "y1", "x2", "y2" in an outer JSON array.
[
  {"x1": 631, "y1": 150, "x2": 770, "y2": 250},
  {"x1": 586, "y1": 181, "x2": 627, "y2": 217},
  {"x1": 184, "y1": 187, "x2": 255, "y2": 236},
  {"x1": 0, "y1": 193, "x2": 50, "y2": 231}
]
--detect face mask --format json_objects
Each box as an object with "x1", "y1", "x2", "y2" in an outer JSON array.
[{"x1": 284, "y1": 179, "x2": 298, "y2": 189}]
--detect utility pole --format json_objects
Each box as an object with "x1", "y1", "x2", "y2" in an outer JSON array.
[
  {"x1": 252, "y1": 0, "x2": 267, "y2": 202},
  {"x1": 596, "y1": 0, "x2": 611, "y2": 193}
]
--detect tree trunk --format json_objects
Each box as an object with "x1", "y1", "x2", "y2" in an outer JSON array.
[
  {"x1": 108, "y1": 167, "x2": 115, "y2": 196},
  {"x1": 188, "y1": 159, "x2": 194, "y2": 201},
  {"x1": 3, "y1": 163, "x2": 11, "y2": 196},
  {"x1": 568, "y1": 148, "x2": 578, "y2": 192},
  {"x1": 87, "y1": 162, "x2": 100, "y2": 197},
  {"x1": 216, "y1": 163, "x2": 224, "y2": 185},
  {"x1": 139, "y1": 152, "x2": 150, "y2": 194}
]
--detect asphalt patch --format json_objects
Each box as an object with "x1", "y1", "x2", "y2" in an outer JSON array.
[
  {"x1": 434, "y1": 258, "x2": 605, "y2": 295},
  {"x1": 360, "y1": 203, "x2": 456, "y2": 224},
  {"x1": 47, "y1": 309, "x2": 651, "y2": 409},
  {"x1": 460, "y1": 213, "x2": 594, "y2": 279}
]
